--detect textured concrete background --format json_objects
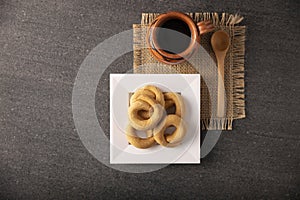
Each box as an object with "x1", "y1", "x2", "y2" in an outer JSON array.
[{"x1": 0, "y1": 0, "x2": 299, "y2": 199}]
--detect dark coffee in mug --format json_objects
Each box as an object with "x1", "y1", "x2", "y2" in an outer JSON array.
[
  {"x1": 147, "y1": 11, "x2": 201, "y2": 64},
  {"x1": 156, "y1": 19, "x2": 192, "y2": 54}
]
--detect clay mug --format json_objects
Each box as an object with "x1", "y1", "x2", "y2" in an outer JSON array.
[{"x1": 147, "y1": 11, "x2": 214, "y2": 65}]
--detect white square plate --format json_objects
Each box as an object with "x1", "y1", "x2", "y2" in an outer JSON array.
[{"x1": 110, "y1": 74, "x2": 200, "y2": 164}]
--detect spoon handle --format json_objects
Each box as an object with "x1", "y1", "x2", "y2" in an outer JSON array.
[{"x1": 217, "y1": 57, "x2": 225, "y2": 117}]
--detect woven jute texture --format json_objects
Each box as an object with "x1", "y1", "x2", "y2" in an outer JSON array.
[{"x1": 133, "y1": 13, "x2": 246, "y2": 130}]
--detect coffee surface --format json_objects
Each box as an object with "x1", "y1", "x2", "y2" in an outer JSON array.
[{"x1": 156, "y1": 19, "x2": 191, "y2": 54}]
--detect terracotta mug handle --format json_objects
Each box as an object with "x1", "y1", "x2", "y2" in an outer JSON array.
[{"x1": 197, "y1": 20, "x2": 215, "y2": 35}]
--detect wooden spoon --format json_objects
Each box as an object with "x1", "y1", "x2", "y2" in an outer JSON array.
[{"x1": 211, "y1": 30, "x2": 230, "y2": 117}]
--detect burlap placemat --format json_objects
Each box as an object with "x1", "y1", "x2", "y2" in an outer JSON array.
[{"x1": 133, "y1": 13, "x2": 246, "y2": 130}]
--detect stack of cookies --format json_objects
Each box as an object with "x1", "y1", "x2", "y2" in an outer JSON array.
[{"x1": 126, "y1": 85, "x2": 186, "y2": 149}]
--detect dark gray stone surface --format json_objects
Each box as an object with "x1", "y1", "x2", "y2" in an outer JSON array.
[{"x1": 0, "y1": 0, "x2": 299, "y2": 199}]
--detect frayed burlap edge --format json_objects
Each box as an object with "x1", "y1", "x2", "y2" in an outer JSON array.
[
  {"x1": 232, "y1": 26, "x2": 246, "y2": 119},
  {"x1": 141, "y1": 12, "x2": 243, "y2": 26}
]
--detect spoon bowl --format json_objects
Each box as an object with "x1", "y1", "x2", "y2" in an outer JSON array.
[{"x1": 211, "y1": 31, "x2": 230, "y2": 52}]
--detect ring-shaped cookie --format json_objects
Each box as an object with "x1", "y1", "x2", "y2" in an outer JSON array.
[
  {"x1": 130, "y1": 89, "x2": 156, "y2": 106},
  {"x1": 164, "y1": 92, "x2": 185, "y2": 117},
  {"x1": 126, "y1": 124, "x2": 155, "y2": 149},
  {"x1": 136, "y1": 99, "x2": 153, "y2": 120},
  {"x1": 165, "y1": 99, "x2": 175, "y2": 110},
  {"x1": 128, "y1": 95, "x2": 163, "y2": 130},
  {"x1": 153, "y1": 114, "x2": 186, "y2": 147},
  {"x1": 130, "y1": 89, "x2": 156, "y2": 119},
  {"x1": 142, "y1": 85, "x2": 165, "y2": 107}
]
